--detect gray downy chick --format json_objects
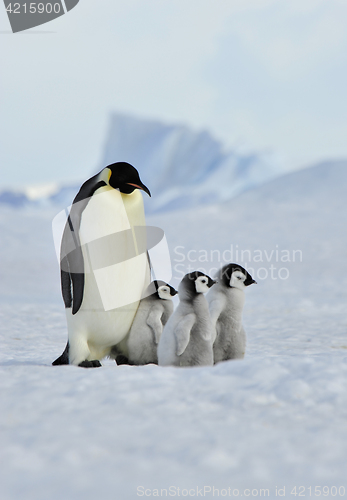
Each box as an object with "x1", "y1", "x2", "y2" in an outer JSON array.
[
  {"x1": 158, "y1": 272, "x2": 216, "y2": 367},
  {"x1": 207, "y1": 263, "x2": 256, "y2": 363},
  {"x1": 126, "y1": 280, "x2": 177, "y2": 365}
]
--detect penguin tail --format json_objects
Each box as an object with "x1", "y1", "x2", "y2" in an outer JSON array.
[{"x1": 52, "y1": 342, "x2": 69, "y2": 365}]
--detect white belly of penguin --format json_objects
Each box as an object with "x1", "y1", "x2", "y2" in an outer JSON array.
[{"x1": 66, "y1": 186, "x2": 150, "y2": 360}]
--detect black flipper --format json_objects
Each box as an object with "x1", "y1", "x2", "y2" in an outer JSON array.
[
  {"x1": 60, "y1": 173, "x2": 107, "y2": 315},
  {"x1": 52, "y1": 342, "x2": 69, "y2": 365}
]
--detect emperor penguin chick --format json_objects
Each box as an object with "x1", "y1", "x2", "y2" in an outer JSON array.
[
  {"x1": 126, "y1": 281, "x2": 177, "y2": 365},
  {"x1": 207, "y1": 263, "x2": 256, "y2": 363},
  {"x1": 158, "y1": 272, "x2": 216, "y2": 367}
]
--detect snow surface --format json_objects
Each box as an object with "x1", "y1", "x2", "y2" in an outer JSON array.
[{"x1": 1, "y1": 162, "x2": 347, "y2": 500}]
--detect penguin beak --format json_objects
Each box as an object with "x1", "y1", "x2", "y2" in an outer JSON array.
[
  {"x1": 127, "y1": 183, "x2": 151, "y2": 197},
  {"x1": 209, "y1": 279, "x2": 217, "y2": 288},
  {"x1": 251, "y1": 279, "x2": 257, "y2": 285},
  {"x1": 170, "y1": 287, "x2": 178, "y2": 296}
]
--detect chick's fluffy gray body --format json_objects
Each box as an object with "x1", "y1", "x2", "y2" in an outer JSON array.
[
  {"x1": 158, "y1": 293, "x2": 213, "y2": 367},
  {"x1": 127, "y1": 294, "x2": 174, "y2": 365},
  {"x1": 207, "y1": 263, "x2": 256, "y2": 363},
  {"x1": 208, "y1": 286, "x2": 246, "y2": 362}
]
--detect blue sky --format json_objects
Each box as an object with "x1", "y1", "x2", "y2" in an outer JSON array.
[{"x1": 1, "y1": 0, "x2": 347, "y2": 188}]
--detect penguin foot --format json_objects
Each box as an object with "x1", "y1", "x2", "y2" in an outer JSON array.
[
  {"x1": 78, "y1": 360, "x2": 102, "y2": 368},
  {"x1": 115, "y1": 355, "x2": 132, "y2": 365}
]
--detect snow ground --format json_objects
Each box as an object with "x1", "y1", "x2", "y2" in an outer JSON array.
[{"x1": 1, "y1": 163, "x2": 347, "y2": 500}]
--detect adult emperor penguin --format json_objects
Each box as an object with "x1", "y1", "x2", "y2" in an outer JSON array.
[
  {"x1": 123, "y1": 280, "x2": 177, "y2": 365},
  {"x1": 207, "y1": 263, "x2": 256, "y2": 363},
  {"x1": 158, "y1": 271, "x2": 216, "y2": 367},
  {"x1": 52, "y1": 162, "x2": 151, "y2": 368}
]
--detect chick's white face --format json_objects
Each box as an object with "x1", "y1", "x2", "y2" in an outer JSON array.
[
  {"x1": 158, "y1": 286, "x2": 173, "y2": 300},
  {"x1": 230, "y1": 271, "x2": 247, "y2": 290},
  {"x1": 195, "y1": 275, "x2": 210, "y2": 294}
]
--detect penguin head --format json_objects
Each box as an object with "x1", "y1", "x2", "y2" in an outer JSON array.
[
  {"x1": 102, "y1": 162, "x2": 151, "y2": 196},
  {"x1": 179, "y1": 271, "x2": 216, "y2": 298},
  {"x1": 219, "y1": 263, "x2": 256, "y2": 291},
  {"x1": 145, "y1": 280, "x2": 177, "y2": 300},
  {"x1": 155, "y1": 280, "x2": 177, "y2": 300}
]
